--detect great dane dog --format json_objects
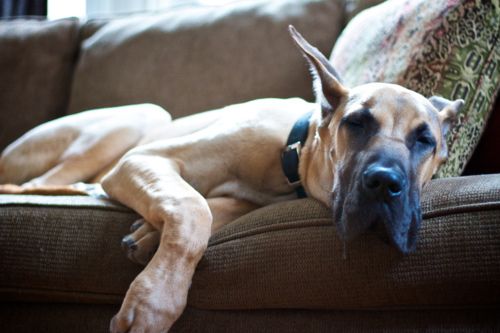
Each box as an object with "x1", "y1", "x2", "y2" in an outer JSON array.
[{"x1": 0, "y1": 26, "x2": 463, "y2": 332}]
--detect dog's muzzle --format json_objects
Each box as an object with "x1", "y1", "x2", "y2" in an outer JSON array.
[{"x1": 334, "y1": 156, "x2": 421, "y2": 255}]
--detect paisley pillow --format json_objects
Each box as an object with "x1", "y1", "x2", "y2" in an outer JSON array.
[{"x1": 330, "y1": 0, "x2": 500, "y2": 178}]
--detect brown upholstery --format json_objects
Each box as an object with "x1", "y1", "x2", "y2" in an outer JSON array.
[
  {"x1": 1, "y1": 304, "x2": 499, "y2": 333},
  {"x1": 0, "y1": 195, "x2": 141, "y2": 303},
  {"x1": 67, "y1": 0, "x2": 344, "y2": 118},
  {"x1": 0, "y1": 18, "x2": 80, "y2": 151},
  {"x1": 188, "y1": 175, "x2": 500, "y2": 310},
  {"x1": 175, "y1": 307, "x2": 500, "y2": 333},
  {"x1": 1, "y1": 175, "x2": 499, "y2": 313}
]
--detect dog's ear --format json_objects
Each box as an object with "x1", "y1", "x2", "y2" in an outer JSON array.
[
  {"x1": 428, "y1": 96, "x2": 464, "y2": 137},
  {"x1": 289, "y1": 25, "x2": 348, "y2": 118},
  {"x1": 428, "y1": 96, "x2": 464, "y2": 160}
]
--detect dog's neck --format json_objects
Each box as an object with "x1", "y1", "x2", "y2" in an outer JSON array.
[
  {"x1": 282, "y1": 111, "x2": 313, "y2": 198},
  {"x1": 299, "y1": 109, "x2": 335, "y2": 207}
]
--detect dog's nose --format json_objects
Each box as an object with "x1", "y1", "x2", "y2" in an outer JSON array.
[{"x1": 363, "y1": 165, "x2": 404, "y2": 199}]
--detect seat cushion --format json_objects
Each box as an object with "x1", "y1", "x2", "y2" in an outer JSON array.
[
  {"x1": 0, "y1": 195, "x2": 141, "y2": 303},
  {"x1": 0, "y1": 18, "x2": 80, "y2": 151},
  {"x1": 188, "y1": 174, "x2": 500, "y2": 309},
  {"x1": 0, "y1": 175, "x2": 499, "y2": 310}
]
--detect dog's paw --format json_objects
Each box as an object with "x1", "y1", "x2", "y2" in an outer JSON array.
[
  {"x1": 110, "y1": 272, "x2": 184, "y2": 333},
  {"x1": 122, "y1": 219, "x2": 160, "y2": 266}
]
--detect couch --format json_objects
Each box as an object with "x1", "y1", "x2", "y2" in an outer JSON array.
[{"x1": 0, "y1": 0, "x2": 499, "y2": 332}]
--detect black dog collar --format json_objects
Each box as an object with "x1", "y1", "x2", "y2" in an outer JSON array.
[{"x1": 281, "y1": 111, "x2": 313, "y2": 198}]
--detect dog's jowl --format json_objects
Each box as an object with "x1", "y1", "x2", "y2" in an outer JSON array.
[{"x1": 0, "y1": 26, "x2": 463, "y2": 332}]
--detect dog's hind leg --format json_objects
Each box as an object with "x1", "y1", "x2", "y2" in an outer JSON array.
[
  {"x1": 121, "y1": 219, "x2": 160, "y2": 266},
  {"x1": 0, "y1": 125, "x2": 79, "y2": 185},
  {"x1": 23, "y1": 123, "x2": 145, "y2": 186},
  {"x1": 0, "y1": 104, "x2": 171, "y2": 186}
]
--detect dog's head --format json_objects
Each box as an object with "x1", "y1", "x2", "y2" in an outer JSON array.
[{"x1": 290, "y1": 26, "x2": 463, "y2": 254}]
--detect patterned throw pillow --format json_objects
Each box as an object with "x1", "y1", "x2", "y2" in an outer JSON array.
[{"x1": 330, "y1": 0, "x2": 500, "y2": 178}]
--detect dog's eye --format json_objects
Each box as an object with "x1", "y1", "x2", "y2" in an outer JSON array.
[
  {"x1": 342, "y1": 114, "x2": 368, "y2": 130},
  {"x1": 412, "y1": 124, "x2": 436, "y2": 149},
  {"x1": 341, "y1": 109, "x2": 376, "y2": 136},
  {"x1": 416, "y1": 134, "x2": 436, "y2": 146},
  {"x1": 345, "y1": 118, "x2": 364, "y2": 129},
  {"x1": 407, "y1": 123, "x2": 437, "y2": 151}
]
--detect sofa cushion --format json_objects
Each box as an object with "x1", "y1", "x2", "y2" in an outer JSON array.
[
  {"x1": 67, "y1": 0, "x2": 344, "y2": 118},
  {"x1": 0, "y1": 195, "x2": 141, "y2": 303},
  {"x1": 330, "y1": 0, "x2": 500, "y2": 178},
  {"x1": 188, "y1": 174, "x2": 500, "y2": 309},
  {"x1": 173, "y1": 307, "x2": 500, "y2": 332},
  {"x1": 0, "y1": 18, "x2": 80, "y2": 151},
  {"x1": 1, "y1": 175, "x2": 499, "y2": 309},
  {"x1": 1, "y1": 303, "x2": 498, "y2": 333}
]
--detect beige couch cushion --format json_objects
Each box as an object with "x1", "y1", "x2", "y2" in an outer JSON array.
[
  {"x1": 67, "y1": 0, "x2": 344, "y2": 118},
  {"x1": 0, "y1": 18, "x2": 80, "y2": 151}
]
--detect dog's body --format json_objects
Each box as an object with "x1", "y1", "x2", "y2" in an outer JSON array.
[{"x1": 0, "y1": 27, "x2": 463, "y2": 333}]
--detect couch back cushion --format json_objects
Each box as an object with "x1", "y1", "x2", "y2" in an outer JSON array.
[
  {"x1": 330, "y1": 0, "x2": 500, "y2": 178},
  {"x1": 67, "y1": 0, "x2": 344, "y2": 118},
  {"x1": 0, "y1": 18, "x2": 80, "y2": 151}
]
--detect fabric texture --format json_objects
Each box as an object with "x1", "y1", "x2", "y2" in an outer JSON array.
[
  {"x1": 174, "y1": 307, "x2": 500, "y2": 333},
  {"x1": 188, "y1": 175, "x2": 500, "y2": 310},
  {"x1": 1, "y1": 174, "x2": 499, "y2": 310},
  {"x1": 0, "y1": 195, "x2": 142, "y2": 303},
  {"x1": 330, "y1": 0, "x2": 500, "y2": 178},
  {"x1": 67, "y1": 0, "x2": 344, "y2": 118},
  {"x1": 1, "y1": 303, "x2": 499, "y2": 333},
  {"x1": 0, "y1": 18, "x2": 79, "y2": 151}
]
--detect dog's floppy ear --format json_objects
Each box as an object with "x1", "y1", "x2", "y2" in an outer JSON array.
[
  {"x1": 289, "y1": 25, "x2": 348, "y2": 118},
  {"x1": 429, "y1": 96, "x2": 464, "y2": 136},
  {"x1": 428, "y1": 96, "x2": 464, "y2": 159}
]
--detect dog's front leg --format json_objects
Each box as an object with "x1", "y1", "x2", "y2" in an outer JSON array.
[{"x1": 102, "y1": 153, "x2": 212, "y2": 333}]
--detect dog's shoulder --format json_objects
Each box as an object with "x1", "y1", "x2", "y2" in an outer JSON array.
[{"x1": 216, "y1": 97, "x2": 314, "y2": 140}]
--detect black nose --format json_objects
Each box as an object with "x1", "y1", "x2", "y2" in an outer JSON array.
[{"x1": 363, "y1": 165, "x2": 405, "y2": 199}]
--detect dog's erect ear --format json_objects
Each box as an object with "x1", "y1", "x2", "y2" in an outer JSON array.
[
  {"x1": 289, "y1": 25, "x2": 348, "y2": 118},
  {"x1": 428, "y1": 96, "x2": 464, "y2": 160}
]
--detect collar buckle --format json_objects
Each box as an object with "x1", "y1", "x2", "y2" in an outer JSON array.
[
  {"x1": 281, "y1": 111, "x2": 313, "y2": 198},
  {"x1": 282, "y1": 141, "x2": 302, "y2": 187},
  {"x1": 284, "y1": 141, "x2": 302, "y2": 155}
]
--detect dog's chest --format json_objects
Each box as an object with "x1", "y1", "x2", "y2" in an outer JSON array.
[{"x1": 185, "y1": 124, "x2": 297, "y2": 205}]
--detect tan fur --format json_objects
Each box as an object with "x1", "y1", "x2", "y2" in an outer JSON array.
[
  {"x1": 0, "y1": 29, "x2": 463, "y2": 333},
  {"x1": 0, "y1": 92, "x2": 459, "y2": 332}
]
